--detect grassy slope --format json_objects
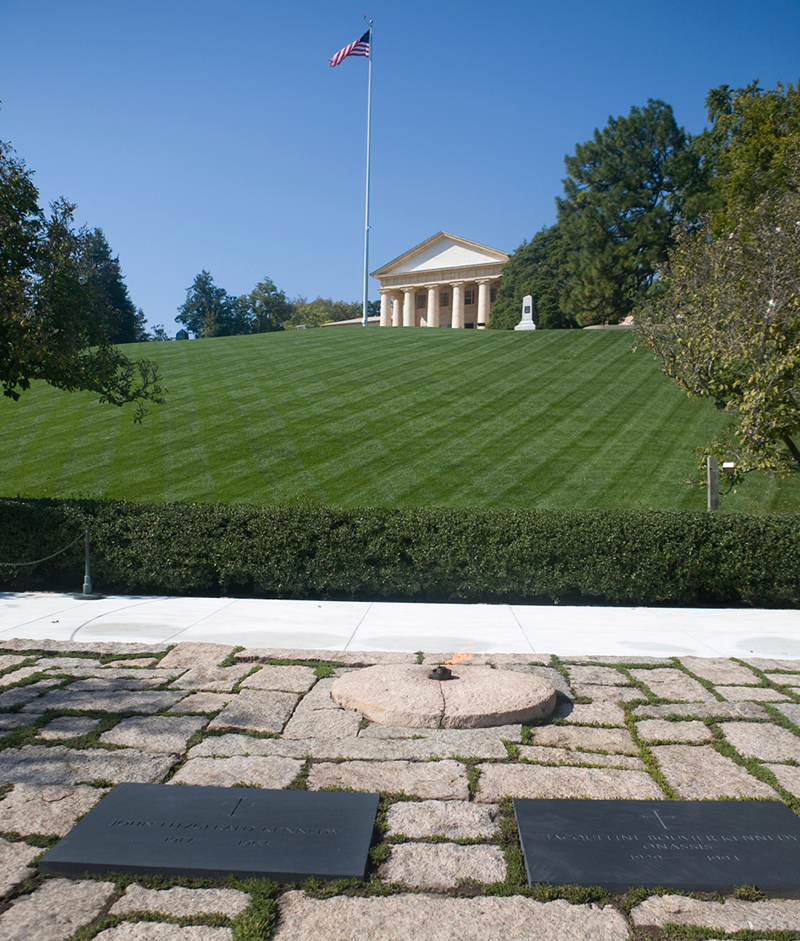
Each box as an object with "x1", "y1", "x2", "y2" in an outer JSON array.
[{"x1": 1, "y1": 328, "x2": 798, "y2": 512}]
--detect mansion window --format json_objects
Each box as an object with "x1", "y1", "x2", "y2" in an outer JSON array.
[
  {"x1": 490, "y1": 287, "x2": 497, "y2": 303},
  {"x1": 464, "y1": 289, "x2": 476, "y2": 306},
  {"x1": 440, "y1": 292, "x2": 450, "y2": 307},
  {"x1": 416, "y1": 293, "x2": 426, "y2": 309}
]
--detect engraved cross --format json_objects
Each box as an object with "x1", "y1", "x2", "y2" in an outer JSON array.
[{"x1": 642, "y1": 809, "x2": 676, "y2": 831}]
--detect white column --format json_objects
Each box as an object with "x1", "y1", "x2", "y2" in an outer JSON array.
[
  {"x1": 477, "y1": 280, "x2": 490, "y2": 330},
  {"x1": 451, "y1": 282, "x2": 465, "y2": 329},
  {"x1": 426, "y1": 284, "x2": 439, "y2": 327},
  {"x1": 403, "y1": 288, "x2": 414, "y2": 327},
  {"x1": 392, "y1": 293, "x2": 403, "y2": 326},
  {"x1": 379, "y1": 291, "x2": 391, "y2": 327}
]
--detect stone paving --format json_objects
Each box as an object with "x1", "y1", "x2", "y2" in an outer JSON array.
[{"x1": 1, "y1": 640, "x2": 800, "y2": 938}]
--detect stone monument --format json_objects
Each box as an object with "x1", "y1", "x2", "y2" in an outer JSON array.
[
  {"x1": 514, "y1": 294, "x2": 536, "y2": 330},
  {"x1": 331, "y1": 664, "x2": 557, "y2": 728}
]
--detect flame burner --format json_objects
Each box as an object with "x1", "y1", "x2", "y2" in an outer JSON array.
[{"x1": 428, "y1": 665, "x2": 455, "y2": 681}]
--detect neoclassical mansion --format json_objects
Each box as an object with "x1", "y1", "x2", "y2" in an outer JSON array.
[{"x1": 371, "y1": 232, "x2": 508, "y2": 329}]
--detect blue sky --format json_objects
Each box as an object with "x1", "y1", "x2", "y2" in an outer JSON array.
[{"x1": 2, "y1": 1, "x2": 799, "y2": 333}]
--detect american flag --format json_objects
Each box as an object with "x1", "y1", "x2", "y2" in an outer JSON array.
[{"x1": 329, "y1": 30, "x2": 370, "y2": 68}]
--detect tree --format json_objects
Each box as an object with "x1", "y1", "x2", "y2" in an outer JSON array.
[
  {"x1": 237, "y1": 277, "x2": 293, "y2": 333},
  {"x1": 488, "y1": 224, "x2": 577, "y2": 330},
  {"x1": 78, "y1": 228, "x2": 147, "y2": 344},
  {"x1": 175, "y1": 270, "x2": 233, "y2": 338},
  {"x1": 288, "y1": 301, "x2": 332, "y2": 329},
  {"x1": 556, "y1": 99, "x2": 710, "y2": 326},
  {"x1": 635, "y1": 186, "x2": 800, "y2": 475},
  {"x1": 0, "y1": 141, "x2": 163, "y2": 420},
  {"x1": 697, "y1": 79, "x2": 800, "y2": 233}
]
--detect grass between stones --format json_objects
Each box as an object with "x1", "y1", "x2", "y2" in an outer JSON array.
[
  {"x1": 57, "y1": 874, "x2": 280, "y2": 941},
  {"x1": 709, "y1": 724, "x2": 800, "y2": 814},
  {"x1": 658, "y1": 928, "x2": 800, "y2": 940},
  {"x1": 731, "y1": 660, "x2": 800, "y2": 705},
  {"x1": 622, "y1": 706, "x2": 679, "y2": 799}
]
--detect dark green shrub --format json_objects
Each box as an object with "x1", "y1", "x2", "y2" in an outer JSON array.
[{"x1": 0, "y1": 497, "x2": 797, "y2": 607}]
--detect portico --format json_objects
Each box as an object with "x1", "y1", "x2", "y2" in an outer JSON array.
[{"x1": 371, "y1": 232, "x2": 508, "y2": 329}]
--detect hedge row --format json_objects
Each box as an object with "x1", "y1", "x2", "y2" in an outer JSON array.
[{"x1": 0, "y1": 497, "x2": 797, "y2": 607}]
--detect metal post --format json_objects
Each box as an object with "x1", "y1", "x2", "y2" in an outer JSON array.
[
  {"x1": 707, "y1": 456, "x2": 719, "y2": 512},
  {"x1": 83, "y1": 527, "x2": 93, "y2": 595},
  {"x1": 362, "y1": 22, "x2": 373, "y2": 327},
  {"x1": 74, "y1": 526, "x2": 103, "y2": 599}
]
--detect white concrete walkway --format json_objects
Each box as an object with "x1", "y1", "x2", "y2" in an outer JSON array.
[{"x1": 2, "y1": 591, "x2": 800, "y2": 659}]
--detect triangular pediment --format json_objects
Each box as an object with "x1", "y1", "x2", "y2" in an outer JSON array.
[{"x1": 371, "y1": 232, "x2": 508, "y2": 279}]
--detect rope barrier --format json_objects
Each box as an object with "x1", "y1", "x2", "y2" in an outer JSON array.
[{"x1": 0, "y1": 529, "x2": 88, "y2": 566}]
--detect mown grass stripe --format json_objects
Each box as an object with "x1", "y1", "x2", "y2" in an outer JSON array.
[{"x1": 2, "y1": 330, "x2": 799, "y2": 511}]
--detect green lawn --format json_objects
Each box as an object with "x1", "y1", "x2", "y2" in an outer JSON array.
[{"x1": 2, "y1": 328, "x2": 798, "y2": 512}]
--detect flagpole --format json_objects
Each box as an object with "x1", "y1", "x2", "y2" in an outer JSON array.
[{"x1": 362, "y1": 21, "x2": 373, "y2": 327}]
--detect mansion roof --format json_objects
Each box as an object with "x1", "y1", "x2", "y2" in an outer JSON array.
[{"x1": 371, "y1": 232, "x2": 508, "y2": 287}]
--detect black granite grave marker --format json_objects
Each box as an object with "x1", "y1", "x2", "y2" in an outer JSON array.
[
  {"x1": 39, "y1": 783, "x2": 379, "y2": 882},
  {"x1": 514, "y1": 798, "x2": 800, "y2": 896}
]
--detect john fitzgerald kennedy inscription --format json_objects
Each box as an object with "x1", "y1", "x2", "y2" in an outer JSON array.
[{"x1": 39, "y1": 783, "x2": 380, "y2": 882}]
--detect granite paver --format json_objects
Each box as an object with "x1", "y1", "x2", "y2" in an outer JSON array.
[
  {"x1": 21, "y1": 689, "x2": 185, "y2": 713},
  {"x1": 717, "y1": 686, "x2": 790, "y2": 701},
  {"x1": 636, "y1": 719, "x2": 711, "y2": 743},
  {"x1": 207, "y1": 689, "x2": 300, "y2": 733},
  {"x1": 0, "y1": 783, "x2": 108, "y2": 835},
  {"x1": 565, "y1": 665, "x2": 629, "y2": 686},
  {"x1": 385, "y1": 799, "x2": 497, "y2": 838},
  {"x1": 527, "y1": 726, "x2": 638, "y2": 754},
  {"x1": 632, "y1": 701, "x2": 766, "y2": 719},
  {"x1": 159, "y1": 643, "x2": 234, "y2": 669},
  {"x1": 772, "y1": 702, "x2": 800, "y2": 725},
  {"x1": 281, "y1": 705, "x2": 363, "y2": 740},
  {"x1": 0, "y1": 665, "x2": 50, "y2": 686},
  {"x1": 100, "y1": 715, "x2": 208, "y2": 753},
  {"x1": 744, "y1": 657, "x2": 800, "y2": 672},
  {"x1": 630, "y1": 894, "x2": 800, "y2": 930},
  {"x1": 572, "y1": 684, "x2": 642, "y2": 702},
  {"x1": 0, "y1": 714, "x2": 36, "y2": 732},
  {"x1": 39, "y1": 716, "x2": 100, "y2": 740},
  {"x1": 241, "y1": 665, "x2": 317, "y2": 692},
  {"x1": 720, "y1": 720, "x2": 800, "y2": 762},
  {"x1": 629, "y1": 668, "x2": 716, "y2": 702},
  {"x1": 188, "y1": 733, "x2": 509, "y2": 761},
  {"x1": 679, "y1": 656, "x2": 761, "y2": 685},
  {"x1": 271, "y1": 893, "x2": 630, "y2": 941},
  {"x1": 168, "y1": 691, "x2": 233, "y2": 713},
  {"x1": 0, "y1": 655, "x2": 27, "y2": 671},
  {"x1": 169, "y1": 663, "x2": 253, "y2": 692},
  {"x1": 475, "y1": 764, "x2": 663, "y2": 801},
  {"x1": 0, "y1": 877, "x2": 116, "y2": 941},
  {"x1": 551, "y1": 701, "x2": 626, "y2": 725},
  {"x1": 765, "y1": 672, "x2": 800, "y2": 686},
  {"x1": 378, "y1": 843, "x2": 506, "y2": 888},
  {"x1": 168, "y1": 755, "x2": 302, "y2": 787},
  {"x1": 0, "y1": 744, "x2": 176, "y2": 785},
  {"x1": 0, "y1": 836, "x2": 40, "y2": 895},
  {"x1": 518, "y1": 745, "x2": 645, "y2": 769},
  {"x1": 650, "y1": 744, "x2": 777, "y2": 798},
  {"x1": 764, "y1": 762, "x2": 800, "y2": 795},
  {"x1": 110, "y1": 885, "x2": 250, "y2": 917},
  {"x1": 307, "y1": 759, "x2": 470, "y2": 799},
  {"x1": 94, "y1": 926, "x2": 233, "y2": 941}
]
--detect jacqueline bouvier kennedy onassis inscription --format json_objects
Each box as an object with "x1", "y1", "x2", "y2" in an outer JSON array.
[
  {"x1": 514, "y1": 798, "x2": 800, "y2": 895},
  {"x1": 39, "y1": 783, "x2": 380, "y2": 882}
]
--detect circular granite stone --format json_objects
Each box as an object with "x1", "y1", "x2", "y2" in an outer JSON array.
[{"x1": 330, "y1": 665, "x2": 557, "y2": 729}]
